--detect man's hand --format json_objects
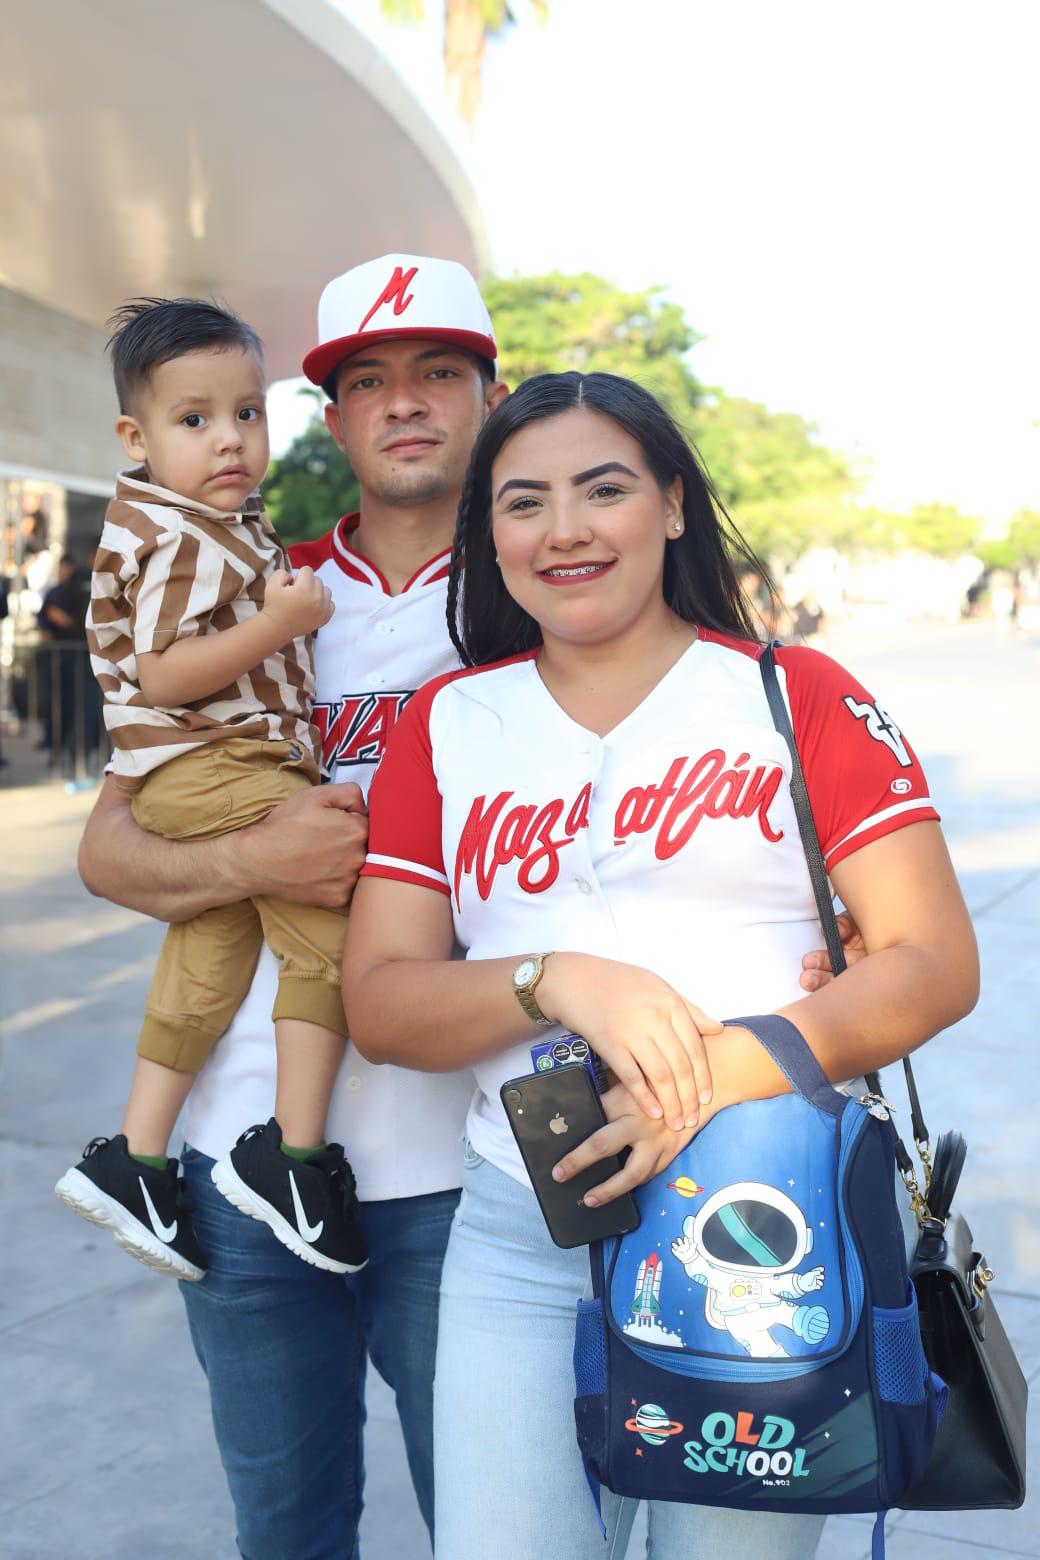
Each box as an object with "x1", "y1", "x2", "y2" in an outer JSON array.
[
  {"x1": 230, "y1": 782, "x2": 368, "y2": 908},
  {"x1": 799, "y1": 912, "x2": 866, "y2": 991},
  {"x1": 262, "y1": 567, "x2": 334, "y2": 642}
]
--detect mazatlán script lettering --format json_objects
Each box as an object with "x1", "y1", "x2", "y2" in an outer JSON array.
[{"x1": 453, "y1": 751, "x2": 784, "y2": 903}]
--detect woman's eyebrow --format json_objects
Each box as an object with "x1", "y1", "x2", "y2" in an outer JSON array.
[
  {"x1": 570, "y1": 461, "x2": 638, "y2": 485},
  {"x1": 495, "y1": 477, "x2": 551, "y2": 499}
]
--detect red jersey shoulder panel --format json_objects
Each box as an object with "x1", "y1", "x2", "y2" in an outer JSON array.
[{"x1": 774, "y1": 643, "x2": 939, "y2": 867}]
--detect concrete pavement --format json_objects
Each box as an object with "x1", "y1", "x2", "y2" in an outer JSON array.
[{"x1": 1, "y1": 618, "x2": 1036, "y2": 1558}]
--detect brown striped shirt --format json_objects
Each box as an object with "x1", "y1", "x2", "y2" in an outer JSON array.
[{"x1": 88, "y1": 468, "x2": 319, "y2": 788}]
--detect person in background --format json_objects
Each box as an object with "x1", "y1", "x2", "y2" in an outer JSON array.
[{"x1": 36, "y1": 554, "x2": 85, "y2": 757}]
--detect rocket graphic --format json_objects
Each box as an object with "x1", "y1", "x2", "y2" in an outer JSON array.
[{"x1": 631, "y1": 1251, "x2": 663, "y2": 1321}]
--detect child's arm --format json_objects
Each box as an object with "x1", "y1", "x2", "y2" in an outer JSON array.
[{"x1": 136, "y1": 567, "x2": 332, "y2": 709}]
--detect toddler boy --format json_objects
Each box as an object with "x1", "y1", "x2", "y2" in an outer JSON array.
[{"x1": 55, "y1": 298, "x2": 366, "y2": 1279}]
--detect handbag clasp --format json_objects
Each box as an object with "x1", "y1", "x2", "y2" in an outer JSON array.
[{"x1": 971, "y1": 1261, "x2": 996, "y2": 1300}]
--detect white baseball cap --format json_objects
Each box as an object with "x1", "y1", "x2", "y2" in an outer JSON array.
[{"x1": 303, "y1": 253, "x2": 497, "y2": 387}]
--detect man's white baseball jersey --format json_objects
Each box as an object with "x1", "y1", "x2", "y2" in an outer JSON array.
[
  {"x1": 183, "y1": 514, "x2": 473, "y2": 1200},
  {"x1": 361, "y1": 630, "x2": 940, "y2": 1183}
]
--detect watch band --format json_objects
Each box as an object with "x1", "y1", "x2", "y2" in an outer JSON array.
[{"x1": 513, "y1": 953, "x2": 553, "y2": 1027}]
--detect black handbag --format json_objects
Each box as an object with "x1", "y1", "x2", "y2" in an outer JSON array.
[
  {"x1": 760, "y1": 643, "x2": 1028, "y2": 1511},
  {"x1": 901, "y1": 1131, "x2": 1027, "y2": 1509}
]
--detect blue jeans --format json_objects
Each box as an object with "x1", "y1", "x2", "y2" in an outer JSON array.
[
  {"x1": 434, "y1": 1145, "x2": 827, "y2": 1560},
  {"x1": 179, "y1": 1145, "x2": 459, "y2": 1560}
]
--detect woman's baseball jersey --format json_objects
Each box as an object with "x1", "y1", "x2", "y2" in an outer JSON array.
[
  {"x1": 361, "y1": 629, "x2": 940, "y2": 1184},
  {"x1": 183, "y1": 514, "x2": 473, "y2": 1201}
]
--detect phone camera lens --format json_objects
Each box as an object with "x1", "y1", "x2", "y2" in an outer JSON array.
[{"x1": 506, "y1": 1088, "x2": 522, "y2": 1104}]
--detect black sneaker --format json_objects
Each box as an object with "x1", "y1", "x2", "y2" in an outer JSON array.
[
  {"x1": 210, "y1": 1119, "x2": 368, "y2": 1274},
  {"x1": 54, "y1": 1136, "x2": 206, "y2": 1282}
]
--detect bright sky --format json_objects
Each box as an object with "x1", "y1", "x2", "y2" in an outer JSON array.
[{"x1": 273, "y1": 0, "x2": 1039, "y2": 527}]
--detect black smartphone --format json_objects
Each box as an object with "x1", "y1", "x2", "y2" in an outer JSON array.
[{"x1": 500, "y1": 1064, "x2": 640, "y2": 1248}]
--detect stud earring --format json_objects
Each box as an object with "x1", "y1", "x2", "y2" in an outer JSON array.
[{"x1": 672, "y1": 521, "x2": 682, "y2": 532}]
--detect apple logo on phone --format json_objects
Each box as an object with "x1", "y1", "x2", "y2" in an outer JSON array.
[{"x1": 549, "y1": 1114, "x2": 568, "y2": 1135}]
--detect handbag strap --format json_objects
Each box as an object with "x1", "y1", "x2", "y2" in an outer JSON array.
[{"x1": 758, "y1": 642, "x2": 929, "y2": 1171}]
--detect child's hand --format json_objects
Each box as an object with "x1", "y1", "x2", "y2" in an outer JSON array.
[{"x1": 262, "y1": 567, "x2": 334, "y2": 641}]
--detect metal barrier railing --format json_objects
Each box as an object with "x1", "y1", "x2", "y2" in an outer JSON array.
[{"x1": 0, "y1": 639, "x2": 107, "y2": 783}]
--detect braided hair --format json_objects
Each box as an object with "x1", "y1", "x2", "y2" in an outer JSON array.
[{"x1": 447, "y1": 371, "x2": 767, "y2": 668}]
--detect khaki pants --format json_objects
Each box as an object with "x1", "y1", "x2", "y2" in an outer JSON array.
[{"x1": 129, "y1": 738, "x2": 347, "y2": 1073}]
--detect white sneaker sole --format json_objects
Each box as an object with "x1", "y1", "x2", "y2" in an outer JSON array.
[
  {"x1": 54, "y1": 1167, "x2": 205, "y2": 1282},
  {"x1": 210, "y1": 1155, "x2": 367, "y2": 1275}
]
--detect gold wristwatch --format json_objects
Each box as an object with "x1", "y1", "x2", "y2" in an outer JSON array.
[{"x1": 512, "y1": 953, "x2": 553, "y2": 1026}]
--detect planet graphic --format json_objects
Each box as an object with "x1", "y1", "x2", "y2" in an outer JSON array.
[
  {"x1": 624, "y1": 1403, "x2": 685, "y2": 1445},
  {"x1": 667, "y1": 1176, "x2": 704, "y2": 1198}
]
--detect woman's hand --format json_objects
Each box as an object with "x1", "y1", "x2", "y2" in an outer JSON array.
[
  {"x1": 550, "y1": 1081, "x2": 699, "y2": 1207},
  {"x1": 537, "y1": 953, "x2": 723, "y2": 1132}
]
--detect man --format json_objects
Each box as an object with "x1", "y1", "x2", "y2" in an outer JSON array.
[{"x1": 78, "y1": 254, "x2": 507, "y2": 1559}]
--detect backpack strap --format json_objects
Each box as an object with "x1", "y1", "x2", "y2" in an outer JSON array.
[{"x1": 729, "y1": 1013, "x2": 846, "y2": 1117}]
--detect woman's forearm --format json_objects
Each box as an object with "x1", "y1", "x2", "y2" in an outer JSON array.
[
  {"x1": 707, "y1": 940, "x2": 979, "y2": 1122},
  {"x1": 346, "y1": 953, "x2": 543, "y2": 1070},
  {"x1": 554, "y1": 939, "x2": 980, "y2": 1204}
]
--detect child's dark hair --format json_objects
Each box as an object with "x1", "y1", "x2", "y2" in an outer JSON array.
[
  {"x1": 447, "y1": 370, "x2": 768, "y2": 667},
  {"x1": 107, "y1": 298, "x2": 264, "y2": 413}
]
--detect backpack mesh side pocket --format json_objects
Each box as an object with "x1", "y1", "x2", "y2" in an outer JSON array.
[
  {"x1": 575, "y1": 1297, "x2": 607, "y2": 1398},
  {"x1": 874, "y1": 1287, "x2": 927, "y2": 1405}
]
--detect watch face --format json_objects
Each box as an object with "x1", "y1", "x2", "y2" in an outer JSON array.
[{"x1": 514, "y1": 958, "x2": 537, "y2": 988}]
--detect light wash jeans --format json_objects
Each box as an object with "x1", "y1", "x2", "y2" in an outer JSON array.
[{"x1": 434, "y1": 1144, "x2": 827, "y2": 1560}]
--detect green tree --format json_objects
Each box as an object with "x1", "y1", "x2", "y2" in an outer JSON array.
[
  {"x1": 692, "y1": 396, "x2": 851, "y2": 510},
  {"x1": 978, "y1": 509, "x2": 1040, "y2": 571},
  {"x1": 852, "y1": 503, "x2": 981, "y2": 559},
  {"x1": 265, "y1": 416, "x2": 358, "y2": 546},
  {"x1": 488, "y1": 271, "x2": 855, "y2": 564},
  {"x1": 486, "y1": 271, "x2": 702, "y2": 417}
]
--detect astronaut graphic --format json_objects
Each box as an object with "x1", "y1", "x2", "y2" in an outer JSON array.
[{"x1": 670, "y1": 1181, "x2": 831, "y2": 1359}]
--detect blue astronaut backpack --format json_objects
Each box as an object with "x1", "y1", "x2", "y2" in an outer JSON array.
[
  {"x1": 573, "y1": 649, "x2": 946, "y2": 1555},
  {"x1": 574, "y1": 1014, "x2": 945, "y2": 1554}
]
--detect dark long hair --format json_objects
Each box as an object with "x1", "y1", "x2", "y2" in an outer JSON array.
[{"x1": 447, "y1": 371, "x2": 767, "y2": 667}]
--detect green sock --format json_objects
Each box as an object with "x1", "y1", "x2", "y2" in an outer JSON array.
[
  {"x1": 130, "y1": 1151, "x2": 168, "y2": 1170},
  {"x1": 280, "y1": 1141, "x2": 326, "y2": 1162}
]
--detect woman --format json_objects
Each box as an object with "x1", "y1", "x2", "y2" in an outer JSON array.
[{"x1": 342, "y1": 373, "x2": 978, "y2": 1558}]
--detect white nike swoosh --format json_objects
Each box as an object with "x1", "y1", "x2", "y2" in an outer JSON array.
[
  {"x1": 289, "y1": 1170, "x2": 324, "y2": 1243},
  {"x1": 139, "y1": 1177, "x2": 178, "y2": 1242}
]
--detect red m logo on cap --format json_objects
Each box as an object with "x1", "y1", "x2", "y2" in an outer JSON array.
[{"x1": 358, "y1": 265, "x2": 418, "y2": 332}]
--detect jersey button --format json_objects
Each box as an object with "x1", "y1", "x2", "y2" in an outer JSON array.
[
  {"x1": 375, "y1": 622, "x2": 393, "y2": 636},
  {"x1": 575, "y1": 877, "x2": 594, "y2": 896},
  {"x1": 346, "y1": 1075, "x2": 362, "y2": 1093},
  {"x1": 370, "y1": 674, "x2": 385, "y2": 686}
]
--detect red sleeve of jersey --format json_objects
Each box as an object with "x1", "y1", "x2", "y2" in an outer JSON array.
[
  {"x1": 775, "y1": 645, "x2": 940, "y2": 871},
  {"x1": 361, "y1": 678, "x2": 449, "y2": 896}
]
